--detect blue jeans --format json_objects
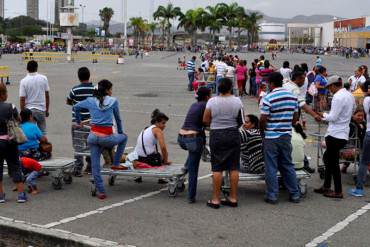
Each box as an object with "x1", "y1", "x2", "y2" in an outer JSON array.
[
  {"x1": 26, "y1": 171, "x2": 39, "y2": 187},
  {"x1": 178, "y1": 135, "x2": 204, "y2": 200},
  {"x1": 356, "y1": 132, "x2": 370, "y2": 189},
  {"x1": 87, "y1": 133, "x2": 127, "y2": 193},
  {"x1": 187, "y1": 72, "x2": 195, "y2": 90},
  {"x1": 264, "y1": 135, "x2": 300, "y2": 200},
  {"x1": 216, "y1": 76, "x2": 223, "y2": 95}
]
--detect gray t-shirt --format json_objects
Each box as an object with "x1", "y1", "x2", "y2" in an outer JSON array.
[{"x1": 206, "y1": 95, "x2": 243, "y2": 130}]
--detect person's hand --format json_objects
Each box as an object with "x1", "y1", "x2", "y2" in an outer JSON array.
[
  {"x1": 45, "y1": 111, "x2": 49, "y2": 117},
  {"x1": 317, "y1": 112, "x2": 324, "y2": 117},
  {"x1": 314, "y1": 114, "x2": 322, "y2": 122}
]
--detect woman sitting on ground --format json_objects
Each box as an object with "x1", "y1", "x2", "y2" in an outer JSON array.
[
  {"x1": 74, "y1": 79, "x2": 128, "y2": 200},
  {"x1": 239, "y1": 114, "x2": 264, "y2": 174},
  {"x1": 18, "y1": 109, "x2": 50, "y2": 161}
]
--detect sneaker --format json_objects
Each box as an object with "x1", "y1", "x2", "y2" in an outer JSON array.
[
  {"x1": 17, "y1": 192, "x2": 27, "y2": 203},
  {"x1": 289, "y1": 197, "x2": 300, "y2": 203},
  {"x1": 303, "y1": 166, "x2": 315, "y2": 174},
  {"x1": 0, "y1": 193, "x2": 5, "y2": 203},
  {"x1": 97, "y1": 193, "x2": 107, "y2": 200},
  {"x1": 348, "y1": 188, "x2": 364, "y2": 197},
  {"x1": 264, "y1": 198, "x2": 278, "y2": 205}
]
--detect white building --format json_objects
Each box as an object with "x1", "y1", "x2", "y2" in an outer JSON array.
[
  {"x1": 319, "y1": 21, "x2": 335, "y2": 48},
  {"x1": 27, "y1": 0, "x2": 39, "y2": 20},
  {"x1": 258, "y1": 23, "x2": 286, "y2": 42}
]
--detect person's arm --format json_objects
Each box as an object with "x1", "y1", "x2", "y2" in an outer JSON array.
[
  {"x1": 292, "y1": 112, "x2": 299, "y2": 126},
  {"x1": 203, "y1": 108, "x2": 211, "y2": 127},
  {"x1": 259, "y1": 114, "x2": 268, "y2": 135},
  {"x1": 302, "y1": 104, "x2": 321, "y2": 121},
  {"x1": 153, "y1": 128, "x2": 170, "y2": 165},
  {"x1": 66, "y1": 89, "x2": 74, "y2": 106},
  {"x1": 73, "y1": 99, "x2": 90, "y2": 125},
  {"x1": 19, "y1": 81, "x2": 26, "y2": 111},
  {"x1": 45, "y1": 91, "x2": 50, "y2": 117},
  {"x1": 112, "y1": 101, "x2": 124, "y2": 134}
]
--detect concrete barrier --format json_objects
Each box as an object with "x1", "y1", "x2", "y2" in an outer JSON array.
[
  {"x1": 0, "y1": 217, "x2": 126, "y2": 247},
  {"x1": 0, "y1": 66, "x2": 10, "y2": 85},
  {"x1": 22, "y1": 52, "x2": 120, "y2": 64}
]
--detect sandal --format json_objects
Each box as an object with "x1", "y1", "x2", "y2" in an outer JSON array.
[
  {"x1": 221, "y1": 198, "x2": 238, "y2": 207},
  {"x1": 206, "y1": 200, "x2": 220, "y2": 209}
]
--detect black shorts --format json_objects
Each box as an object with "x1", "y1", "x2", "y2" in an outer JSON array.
[{"x1": 209, "y1": 128, "x2": 241, "y2": 172}]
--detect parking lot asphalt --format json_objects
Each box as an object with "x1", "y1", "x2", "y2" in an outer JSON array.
[{"x1": 0, "y1": 51, "x2": 369, "y2": 247}]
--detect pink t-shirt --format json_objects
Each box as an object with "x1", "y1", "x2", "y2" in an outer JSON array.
[{"x1": 235, "y1": 65, "x2": 247, "y2": 81}]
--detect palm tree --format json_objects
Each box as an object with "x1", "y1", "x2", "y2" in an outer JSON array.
[
  {"x1": 129, "y1": 17, "x2": 149, "y2": 47},
  {"x1": 178, "y1": 8, "x2": 206, "y2": 47},
  {"x1": 153, "y1": 3, "x2": 182, "y2": 49},
  {"x1": 99, "y1": 7, "x2": 114, "y2": 36},
  {"x1": 216, "y1": 2, "x2": 245, "y2": 48},
  {"x1": 247, "y1": 11, "x2": 263, "y2": 46},
  {"x1": 147, "y1": 22, "x2": 158, "y2": 48},
  {"x1": 205, "y1": 5, "x2": 223, "y2": 44}
]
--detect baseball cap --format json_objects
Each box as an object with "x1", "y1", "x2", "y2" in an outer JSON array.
[{"x1": 325, "y1": 75, "x2": 342, "y2": 87}]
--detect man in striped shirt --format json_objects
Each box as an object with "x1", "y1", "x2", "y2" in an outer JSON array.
[
  {"x1": 186, "y1": 56, "x2": 196, "y2": 91},
  {"x1": 67, "y1": 67, "x2": 94, "y2": 177},
  {"x1": 260, "y1": 72, "x2": 300, "y2": 204}
]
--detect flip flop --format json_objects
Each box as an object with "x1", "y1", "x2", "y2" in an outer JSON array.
[
  {"x1": 207, "y1": 200, "x2": 220, "y2": 209},
  {"x1": 221, "y1": 198, "x2": 238, "y2": 207}
]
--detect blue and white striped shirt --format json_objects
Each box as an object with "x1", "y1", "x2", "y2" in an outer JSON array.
[
  {"x1": 260, "y1": 87, "x2": 298, "y2": 139},
  {"x1": 187, "y1": 60, "x2": 196, "y2": 73}
]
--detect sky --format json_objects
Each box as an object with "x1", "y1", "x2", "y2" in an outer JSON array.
[{"x1": 4, "y1": 0, "x2": 370, "y2": 23}]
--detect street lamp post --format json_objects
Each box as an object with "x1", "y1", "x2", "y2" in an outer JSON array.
[{"x1": 123, "y1": 0, "x2": 128, "y2": 54}]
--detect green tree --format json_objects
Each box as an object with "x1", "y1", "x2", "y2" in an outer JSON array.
[
  {"x1": 153, "y1": 3, "x2": 182, "y2": 49},
  {"x1": 216, "y1": 2, "x2": 246, "y2": 48},
  {"x1": 204, "y1": 5, "x2": 223, "y2": 44},
  {"x1": 147, "y1": 22, "x2": 158, "y2": 47},
  {"x1": 129, "y1": 17, "x2": 148, "y2": 47},
  {"x1": 99, "y1": 7, "x2": 114, "y2": 36},
  {"x1": 177, "y1": 8, "x2": 206, "y2": 47},
  {"x1": 247, "y1": 12, "x2": 263, "y2": 45}
]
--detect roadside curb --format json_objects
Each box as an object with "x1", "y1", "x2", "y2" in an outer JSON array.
[{"x1": 0, "y1": 217, "x2": 129, "y2": 247}]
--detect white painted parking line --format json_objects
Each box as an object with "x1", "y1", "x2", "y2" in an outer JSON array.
[
  {"x1": 305, "y1": 202, "x2": 370, "y2": 247},
  {"x1": 43, "y1": 173, "x2": 212, "y2": 229}
]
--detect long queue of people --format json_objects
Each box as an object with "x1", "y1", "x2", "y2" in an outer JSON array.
[{"x1": 184, "y1": 51, "x2": 370, "y2": 205}]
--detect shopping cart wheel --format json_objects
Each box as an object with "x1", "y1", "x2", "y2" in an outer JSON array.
[
  {"x1": 91, "y1": 184, "x2": 97, "y2": 197},
  {"x1": 108, "y1": 175, "x2": 116, "y2": 186},
  {"x1": 299, "y1": 180, "x2": 308, "y2": 197},
  {"x1": 177, "y1": 182, "x2": 185, "y2": 193},
  {"x1": 201, "y1": 147, "x2": 211, "y2": 162},
  {"x1": 318, "y1": 167, "x2": 325, "y2": 180},
  {"x1": 63, "y1": 174, "x2": 73, "y2": 185},
  {"x1": 52, "y1": 178, "x2": 63, "y2": 190},
  {"x1": 168, "y1": 184, "x2": 178, "y2": 197}
]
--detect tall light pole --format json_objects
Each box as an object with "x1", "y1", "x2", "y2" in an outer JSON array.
[
  {"x1": 79, "y1": 4, "x2": 86, "y2": 24},
  {"x1": 123, "y1": 0, "x2": 128, "y2": 53}
]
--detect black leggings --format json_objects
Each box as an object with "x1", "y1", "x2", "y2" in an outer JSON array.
[
  {"x1": 323, "y1": 136, "x2": 347, "y2": 193},
  {"x1": 0, "y1": 140, "x2": 23, "y2": 183}
]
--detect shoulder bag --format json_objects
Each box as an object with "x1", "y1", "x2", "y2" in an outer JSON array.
[{"x1": 7, "y1": 104, "x2": 27, "y2": 144}]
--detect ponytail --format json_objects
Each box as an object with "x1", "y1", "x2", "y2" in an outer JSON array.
[
  {"x1": 93, "y1": 79, "x2": 112, "y2": 108},
  {"x1": 150, "y1": 109, "x2": 169, "y2": 125}
]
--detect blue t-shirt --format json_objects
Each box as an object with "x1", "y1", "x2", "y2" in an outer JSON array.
[
  {"x1": 18, "y1": 122, "x2": 43, "y2": 151},
  {"x1": 315, "y1": 74, "x2": 328, "y2": 95}
]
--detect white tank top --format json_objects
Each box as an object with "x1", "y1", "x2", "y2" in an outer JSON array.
[{"x1": 135, "y1": 125, "x2": 158, "y2": 157}]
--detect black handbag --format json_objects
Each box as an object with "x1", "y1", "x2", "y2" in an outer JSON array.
[{"x1": 140, "y1": 127, "x2": 162, "y2": 166}]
